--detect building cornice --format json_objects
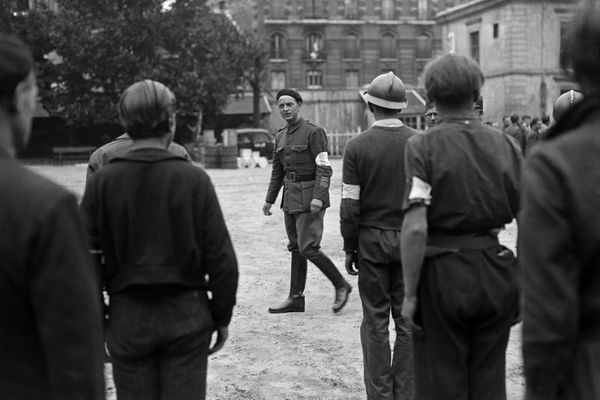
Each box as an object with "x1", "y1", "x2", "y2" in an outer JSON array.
[
  {"x1": 435, "y1": 0, "x2": 578, "y2": 22},
  {"x1": 264, "y1": 19, "x2": 435, "y2": 26}
]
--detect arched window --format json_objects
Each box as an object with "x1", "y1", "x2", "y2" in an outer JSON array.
[
  {"x1": 381, "y1": 33, "x2": 396, "y2": 59},
  {"x1": 306, "y1": 33, "x2": 323, "y2": 59},
  {"x1": 270, "y1": 33, "x2": 286, "y2": 59},
  {"x1": 344, "y1": 33, "x2": 360, "y2": 59},
  {"x1": 416, "y1": 33, "x2": 432, "y2": 59}
]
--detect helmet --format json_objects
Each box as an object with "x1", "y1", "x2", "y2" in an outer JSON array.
[
  {"x1": 364, "y1": 72, "x2": 407, "y2": 110},
  {"x1": 552, "y1": 90, "x2": 583, "y2": 122}
]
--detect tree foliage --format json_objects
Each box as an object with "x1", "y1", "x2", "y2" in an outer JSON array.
[{"x1": 1, "y1": 0, "x2": 254, "y2": 130}]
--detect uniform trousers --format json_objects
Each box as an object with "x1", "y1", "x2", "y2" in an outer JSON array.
[
  {"x1": 413, "y1": 246, "x2": 519, "y2": 400},
  {"x1": 106, "y1": 288, "x2": 213, "y2": 400},
  {"x1": 358, "y1": 227, "x2": 413, "y2": 400},
  {"x1": 284, "y1": 210, "x2": 325, "y2": 258}
]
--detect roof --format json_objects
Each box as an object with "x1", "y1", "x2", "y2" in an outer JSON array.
[
  {"x1": 222, "y1": 94, "x2": 272, "y2": 115},
  {"x1": 359, "y1": 88, "x2": 427, "y2": 115}
]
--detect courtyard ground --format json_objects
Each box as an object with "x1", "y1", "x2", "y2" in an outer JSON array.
[{"x1": 28, "y1": 158, "x2": 524, "y2": 400}]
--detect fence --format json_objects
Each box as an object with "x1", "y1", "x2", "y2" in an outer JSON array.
[{"x1": 328, "y1": 128, "x2": 361, "y2": 157}]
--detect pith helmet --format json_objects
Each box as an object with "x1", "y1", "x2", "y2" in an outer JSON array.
[
  {"x1": 364, "y1": 72, "x2": 407, "y2": 110},
  {"x1": 552, "y1": 90, "x2": 583, "y2": 122}
]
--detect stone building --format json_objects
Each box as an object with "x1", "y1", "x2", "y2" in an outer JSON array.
[
  {"x1": 254, "y1": 0, "x2": 445, "y2": 132},
  {"x1": 436, "y1": 0, "x2": 579, "y2": 125}
]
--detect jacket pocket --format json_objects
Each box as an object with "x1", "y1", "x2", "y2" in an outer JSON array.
[{"x1": 301, "y1": 180, "x2": 315, "y2": 211}]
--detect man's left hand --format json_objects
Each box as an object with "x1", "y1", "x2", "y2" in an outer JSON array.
[
  {"x1": 401, "y1": 296, "x2": 423, "y2": 337},
  {"x1": 310, "y1": 198, "x2": 323, "y2": 213}
]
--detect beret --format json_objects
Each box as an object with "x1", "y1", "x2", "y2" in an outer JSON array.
[{"x1": 276, "y1": 88, "x2": 302, "y2": 104}]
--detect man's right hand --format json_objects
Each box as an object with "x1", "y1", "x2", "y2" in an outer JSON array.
[
  {"x1": 344, "y1": 251, "x2": 359, "y2": 276},
  {"x1": 209, "y1": 326, "x2": 229, "y2": 355},
  {"x1": 262, "y1": 202, "x2": 272, "y2": 216}
]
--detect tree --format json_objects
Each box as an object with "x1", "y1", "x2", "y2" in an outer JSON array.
[{"x1": 0, "y1": 0, "x2": 254, "y2": 143}]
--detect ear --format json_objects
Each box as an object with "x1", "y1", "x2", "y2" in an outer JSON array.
[{"x1": 13, "y1": 73, "x2": 37, "y2": 115}]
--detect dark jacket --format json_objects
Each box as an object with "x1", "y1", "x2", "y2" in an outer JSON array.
[
  {"x1": 0, "y1": 149, "x2": 104, "y2": 400},
  {"x1": 520, "y1": 98, "x2": 600, "y2": 400},
  {"x1": 81, "y1": 147, "x2": 238, "y2": 327},
  {"x1": 86, "y1": 133, "x2": 192, "y2": 182},
  {"x1": 265, "y1": 117, "x2": 332, "y2": 213},
  {"x1": 340, "y1": 123, "x2": 416, "y2": 251}
]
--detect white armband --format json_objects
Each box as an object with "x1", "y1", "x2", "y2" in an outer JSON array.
[
  {"x1": 342, "y1": 183, "x2": 360, "y2": 200},
  {"x1": 315, "y1": 152, "x2": 331, "y2": 167},
  {"x1": 408, "y1": 176, "x2": 432, "y2": 204}
]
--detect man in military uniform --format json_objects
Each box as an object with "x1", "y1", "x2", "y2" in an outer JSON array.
[
  {"x1": 341, "y1": 72, "x2": 417, "y2": 400},
  {"x1": 520, "y1": 4, "x2": 600, "y2": 398},
  {"x1": 263, "y1": 88, "x2": 352, "y2": 314},
  {"x1": 400, "y1": 54, "x2": 522, "y2": 400}
]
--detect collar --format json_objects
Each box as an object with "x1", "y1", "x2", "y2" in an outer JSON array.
[
  {"x1": 372, "y1": 118, "x2": 404, "y2": 128},
  {"x1": 110, "y1": 147, "x2": 186, "y2": 164},
  {"x1": 285, "y1": 117, "x2": 305, "y2": 135}
]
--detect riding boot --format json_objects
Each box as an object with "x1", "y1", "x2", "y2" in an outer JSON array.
[
  {"x1": 268, "y1": 253, "x2": 307, "y2": 313},
  {"x1": 308, "y1": 251, "x2": 353, "y2": 313}
]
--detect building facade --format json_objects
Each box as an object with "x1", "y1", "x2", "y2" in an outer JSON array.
[
  {"x1": 253, "y1": 0, "x2": 445, "y2": 132},
  {"x1": 436, "y1": 0, "x2": 578, "y2": 125}
]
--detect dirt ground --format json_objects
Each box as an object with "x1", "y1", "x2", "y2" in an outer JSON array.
[{"x1": 29, "y1": 158, "x2": 524, "y2": 400}]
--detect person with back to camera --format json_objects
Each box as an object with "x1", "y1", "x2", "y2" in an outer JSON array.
[
  {"x1": 0, "y1": 34, "x2": 105, "y2": 400},
  {"x1": 81, "y1": 79, "x2": 238, "y2": 400},
  {"x1": 263, "y1": 88, "x2": 352, "y2": 314},
  {"x1": 341, "y1": 72, "x2": 417, "y2": 400},
  {"x1": 400, "y1": 53, "x2": 523, "y2": 400},
  {"x1": 519, "y1": 2, "x2": 600, "y2": 398}
]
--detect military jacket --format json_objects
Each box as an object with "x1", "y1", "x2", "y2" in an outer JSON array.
[{"x1": 265, "y1": 117, "x2": 332, "y2": 213}]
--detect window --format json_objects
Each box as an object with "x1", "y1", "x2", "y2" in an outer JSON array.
[
  {"x1": 306, "y1": 33, "x2": 323, "y2": 59},
  {"x1": 271, "y1": 71, "x2": 286, "y2": 90},
  {"x1": 307, "y1": 70, "x2": 323, "y2": 88},
  {"x1": 344, "y1": 0, "x2": 359, "y2": 18},
  {"x1": 345, "y1": 70, "x2": 359, "y2": 88},
  {"x1": 344, "y1": 34, "x2": 360, "y2": 59},
  {"x1": 559, "y1": 20, "x2": 570, "y2": 71},
  {"x1": 270, "y1": 0, "x2": 285, "y2": 18},
  {"x1": 470, "y1": 31, "x2": 480, "y2": 64},
  {"x1": 416, "y1": 33, "x2": 432, "y2": 59},
  {"x1": 381, "y1": 33, "x2": 396, "y2": 59},
  {"x1": 382, "y1": 0, "x2": 395, "y2": 20},
  {"x1": 270, "y1": 33, "x2": 286, "y2": 59},
  {"x1": 493, "y1": 23, "x2": 499, "y2": 39},
  {"x1": 305, "y1": 0, "x2": 324, "y2": 18}
]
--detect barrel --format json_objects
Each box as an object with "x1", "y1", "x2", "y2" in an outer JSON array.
[
  {"x1": 220, "y1": 145, "x2": 239, "y2": 169},
  {"x1": 204, "y1": 146, "x2": 220, "y2": 168}
]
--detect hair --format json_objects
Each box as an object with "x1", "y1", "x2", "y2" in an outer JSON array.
[
  {"x1": 368, "y1": 102, "x2": 399, "y2": 115},
  {"x1": 542, "y1": 115, "x2": 550, "y2": 125},
  {"x1": 424, "y1": 54, "x2": 484, "y2": 108},
  {"x1": 117, "y1": 80, "x2": 175, "y2": 139},
  {"x1": 531, "y1": 117, "x2": 540, "y2": 125},
  {"x1": 566, "y1": 1, "x2": 600, "y2": 94},
  {"x1": 276, "y1": 88, "x2": 302, "y2": 105},
  {"x1": 0, "y1": 34, "x2": 34, "y2": 112},
  {"x1": 510, "y1": 114, "x2": 519, "y2": 123}
]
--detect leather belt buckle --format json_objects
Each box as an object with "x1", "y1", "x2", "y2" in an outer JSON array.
[{"x1": 289, "y1": 171, "x2": 296, "y2": 182}]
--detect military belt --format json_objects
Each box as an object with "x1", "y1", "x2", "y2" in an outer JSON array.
[{"x1": 285, "y1": 171, "x2": 316, "y2": 182}]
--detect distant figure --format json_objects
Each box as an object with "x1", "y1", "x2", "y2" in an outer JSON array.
[
  {"x1": 501, "y1": 115, "x2": 511, "y2": 133},
  {"x1": 81, "y1": 80, "x2": 238, "y2": 400},
  {"x1": 520, "y1": 3, "x2": 600, "y2": 398},
  {"x1": 475, "y1": 95, "x2": 484, "y2": 121},
  {"x1": 0, "y1": 34, "x2": 104, "y2": 399},
  {"x1": 424, "y1": 101, "x2": 438, "y2": 128},
  {"x1": 341, "y1": 72, "x2": 417, "y2": 399},
  {"x1": 401, "y1": 54, "x2": 522, "y2": 400},
  {"x1": 525, "y1": 117, "x2": 544, "y2": 155},
  {"x1": 86, "y1": 132, "x2": 192, "y2": 182},
  {"x1": 505, "y1": 113, "x2": 526, "y2": 156}
]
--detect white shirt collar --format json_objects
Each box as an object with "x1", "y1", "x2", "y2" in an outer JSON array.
[{"x1": 372, "y1": 118, "x2": 404, "y2": 128}]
